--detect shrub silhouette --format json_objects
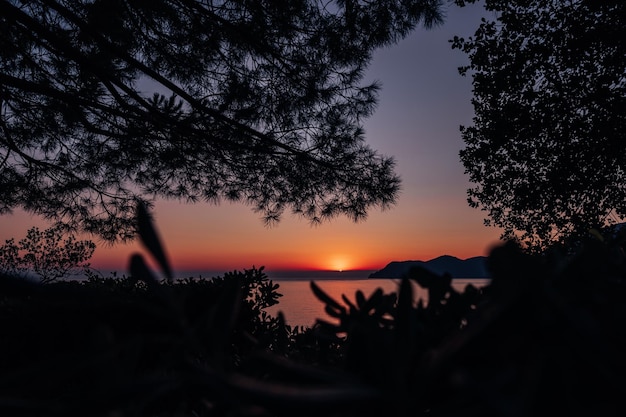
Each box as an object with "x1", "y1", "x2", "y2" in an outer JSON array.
[
  {"x1": 0, "y1": 224, "x2": 95, "y2": 283},
  {"x1": 1, "y1": 205, "x2": 625, "y2": 416},
  {"x1": 0, "y1": 205, "x2": 377, "y2": 416},
  {"x1": 310, "y1": 234, "x2": 626, "y2": 416}
]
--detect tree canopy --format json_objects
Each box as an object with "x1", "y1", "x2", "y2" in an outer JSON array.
[
  {"x1": 0, "y1": 0, "x2": 443, "y2": 241},
  {"x1": 453, "y1": 0, "x2": 626, "y2": 249}
]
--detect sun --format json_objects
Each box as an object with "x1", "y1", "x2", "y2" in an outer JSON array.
[{"x1": 329, "y1": 256, "x2": 351, "y2": 272}]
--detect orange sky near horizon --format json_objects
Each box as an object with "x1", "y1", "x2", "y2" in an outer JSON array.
[
  {"x1": 0, "y1": 3, "x2": 502, "y2": 277},
  {"x1": 1, "y1": 195, "x2": 502, "y2": 275}
]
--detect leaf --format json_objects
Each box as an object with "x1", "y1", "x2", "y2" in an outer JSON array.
[
  {"x1": 341, "y1": 294, "x2": 356, "y2": 312},
  {"x1": 324, "y1": 305, "x2": 343, "y2": 319},
  {"x1": 428, "y1": 272, "x2": 453, "y2": 305},
  {"x1": 406, "y1": 266, "x2": 436, "y2": 288},
  {"x1": 136, "y1": 202, "x2": 173, "y2": 282},
  {"x1": 355, "y1": 290, "x2": 366, "y2": 308},
  {"x1": 362, "y1": 288, "x2": 383, "y2": 313},
  {"x1": 310, "y1": 281, "x2": 342, "y2": 310},
  {"x1": 129, "y1": 253, "x2": 158, "y2": 287},
  {"x1": 395, "y1": 278, "x2": 414, "y2": 347}
]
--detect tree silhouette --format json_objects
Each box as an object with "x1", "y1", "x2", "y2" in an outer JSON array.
[
  {"x1": 0, "y1": 224, "x2": 95, "y2": 283},
  {"x1": 452, "y1": 0, "x2": 626, "y2": 249},
  {"x1": 0, "y1": 0, "x2": 443, "y2": 241}
]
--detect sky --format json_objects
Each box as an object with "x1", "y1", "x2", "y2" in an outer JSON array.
[{"x1": 0, "y1": 2, "x2": 502, "y2": 276}]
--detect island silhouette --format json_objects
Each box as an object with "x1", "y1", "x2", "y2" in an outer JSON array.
[{"x1": 369, "y1": 255, "x2": 489, "y2": 278}]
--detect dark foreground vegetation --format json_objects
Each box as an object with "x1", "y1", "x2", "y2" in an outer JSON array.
[
  {"x1": 1, "y1": 212, "x2": 626, "y2": 416},
  {"x1": 2, "y1": 1, "x2": 623, "y2": 414}
]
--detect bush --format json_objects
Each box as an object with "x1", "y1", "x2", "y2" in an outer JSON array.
[
  {"x1": 309, "y1": 232, "x2": 626, "y2": 416},
  {"x1": 1, "y1": 205, "x2": 625, "y2": 416},
  {"x1": 0, "y1": 224, "x2": 95, "y2": 283}
]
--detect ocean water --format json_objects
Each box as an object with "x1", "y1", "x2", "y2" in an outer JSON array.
[{"x1": 266, "y1": 278, "x2": 490, "y2": 327}]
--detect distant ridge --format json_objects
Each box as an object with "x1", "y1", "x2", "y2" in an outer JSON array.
[{"x1": 369, "y1": 255, "x2": 489, "y2": 279}]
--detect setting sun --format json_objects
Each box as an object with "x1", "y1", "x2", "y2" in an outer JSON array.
[{"x1": 329, "y1": 256, "x2": 352, "y2": 272}]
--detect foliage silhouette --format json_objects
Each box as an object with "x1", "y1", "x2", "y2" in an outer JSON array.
[
  {"x1": 1, "y1": 204, "x2": 626, "y2": 416},
  {"x1": 452, "y1": 0, "x2": 626, "y2": 249},
  {"x1": 0, "y1": 0, "x2": 445, "y2": 241},
  {"x1": 310, "y1": 233, "x2": 626, "y2": 416},
  {"x1": 0, "y1": 224, "x2": 95, "y2": 283},
  {"x1": 0, "y1": 204, "x2": 378, "y2": 416}
]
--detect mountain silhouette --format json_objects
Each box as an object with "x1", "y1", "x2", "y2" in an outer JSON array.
[{"x1": 369, "y1": 255, "x2": 489, "y2": 278}]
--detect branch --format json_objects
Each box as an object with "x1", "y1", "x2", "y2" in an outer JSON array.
[{"x1": 36, "y1": 0, "x2": 337, "y2": 169}]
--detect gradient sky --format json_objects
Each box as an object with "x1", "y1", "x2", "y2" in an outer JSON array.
[{"x1": 0, "y1": 2, "x2": 503, "y2": 275}]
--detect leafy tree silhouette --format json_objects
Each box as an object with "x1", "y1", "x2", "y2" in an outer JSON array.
[
  {"x1": 0, "y1": 0, "x2": 443, "y2": 241},
  {"x1": 452, "y1": 0, "x2": 626, "y2": 250},
  {"x1": 0, "y1": 224, "x2": 95, "y2": 283}
]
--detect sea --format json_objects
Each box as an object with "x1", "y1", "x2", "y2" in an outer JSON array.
[{"x1": 265, "y1": 277, "x2": 490, "y2": 327}]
